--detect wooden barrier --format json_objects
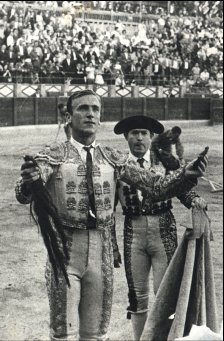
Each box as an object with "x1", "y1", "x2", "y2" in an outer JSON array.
[
  {"x1": 0, "y1": 97, "x2": 222, "y2": 127},
  {"x1": 210, "y1": 99, "x2": 223, "y2": 125},
  {"x1": 0, "y1": 83, "x2": 222, "y2": 100}
]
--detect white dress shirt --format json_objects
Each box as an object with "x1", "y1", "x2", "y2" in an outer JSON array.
[
  {"x1": 128, "y1": 150, "x2": 151, "y2": 202},
  {"x1": 128, "y1": 149, "x2": 151, "y2": 169},
  {"x1": 70, "y1": 137, "x2": 96, "y2": 164}
]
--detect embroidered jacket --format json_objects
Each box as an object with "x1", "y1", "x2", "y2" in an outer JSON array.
[
  {"x1": 16, "y1": 142, "x2": 197, "y2": 230},
  {"x1": 16, "y1": 142, "x2": 128, "y2": 231},
  {"x1": 115, "y1": 151, "x2": 198, "y2": 215},
  {"x1": 116, "y1": 152, "x2": 198, "y2": 216},
  {"x1": 119, "y1": 159, "x2": 197, "y2": 206}
]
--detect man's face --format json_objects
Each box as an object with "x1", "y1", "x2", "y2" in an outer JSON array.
[
  {"x1": 69, "y1": 95, "x2": 101, "y2": 138},
  {"x1": 167, "y1": 130, "x2": 180, "y2": 143},
  {"x1": 126, "y1": 129, "x2": 151, "y2": 158}
]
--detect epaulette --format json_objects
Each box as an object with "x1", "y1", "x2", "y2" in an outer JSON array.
[
  {"x1": 153, "y1": 163, "x2": 166, "y2": 176},
  {"x1": 100, "y1": 146, "x2": 129, "y2": 167},
  {"x1": 35, "y1": 142, "x2": 68, "y2": 165}
]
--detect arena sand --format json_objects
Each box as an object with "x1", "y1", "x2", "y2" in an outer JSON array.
[{"x1": 0, "y1": 123, "x2": 223, "y2": 341}]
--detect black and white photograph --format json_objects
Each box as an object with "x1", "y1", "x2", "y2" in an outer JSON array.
[{"x1": 0, "y1": 1, "x2": 223, "y2": 340}]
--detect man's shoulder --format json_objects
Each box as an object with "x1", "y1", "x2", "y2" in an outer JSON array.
[
  {"x1": 100, "y1": 145, "x2": 129, "y2": 165},
  {"x1": 36, "y1": 142, "x2": 68, "y2": 164},
  {"x1": 152, "y1": 131, "x2": 168, "y2": 144}
]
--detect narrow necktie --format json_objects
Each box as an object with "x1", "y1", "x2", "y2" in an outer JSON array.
[
  {"x1": 83, "y1": 146, "x2": 96, "y2": 229},
  {"x1": 137, "y1": 158, "x2": 145, "y2": 168},
  {"x1": 137, "y1": 158, "x2": 145, "y2": 203}
]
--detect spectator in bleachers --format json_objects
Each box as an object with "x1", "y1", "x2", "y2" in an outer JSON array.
[
  {"x1": 186, "y1": 75, "x2": 196, "y2": 89},
  {"x1": 200, "y1": 68, "x2": 210, "y2": 85},
  {"x1": 192, "y1": 63, "x2": 201, "y2": 81},
  {"x1": 0, "y1": 45, "x2": 7, "y2": 65},
  {"x1": 210, "y1": 61, "x2": 220, "y2": 77},
  {"x1": 181, "y1": 57, "x2": 191, "y2": 77},
  {"x1": 0, "y1": 63, "x2": 4, "y2": 82},
  {"x1": 171, "y1": 52, "x2": 182, "y2": 80},
  {"x1": 62, "y1": 50, "x2": 76, "y2": 78},
  {"x1": 0, "y1": 20, "x2": 5, "y2": 44},
  {"x1": 6, "y1": 29, "x2": 15, "y2": 47},
  {"x1": 158, "y1": 15, "x2": 166, "y2": 31},
  {"x1": 85, "y1": 62, "x2": 96, "y2": 85},
  {"x1": 31, "y1": 71, "x2": 40, "y2": 84},
  {"x1": 122, "y1": 2, "x2": 132, "y2": 14},
  {"x1": 105, "y1": 45, "x2": 117, "y2": 61},
  {"x1": 104, "y1": 61, "x2": 117, "y2": 85},
  {"x1": 51, "y1": 61, "x2": 65, "y2": 83},
  {"x1": 95, "y1": 63, "x2": 104, "y2": 86},
  {"x1": 138, "y1": 20, "x2": 147, "y2": 43},
  {"x1": 216, "y1": 69, "x2": 223, "y2": 87},
  {"x1": 115, "y1": 68, "x2": 125, "y2": 88},
  {"x1": 179, "y1": 76, "x2": 187, "y2": 87},
  {"x1": 2, "y1": 63, "x2": 13, "y2": 82},
  {"x1": 14, "y1": 60, "x2": 23, "y2": 83},
  {"x1": 208, "y1": 75, "x2": 217, "y2": 90},
  {"x1": 7, "y1": 45, "x2": 17, "y2": 64},
  {"x1": 71, "y1": 63, "x2": 84, "y2": 84}
]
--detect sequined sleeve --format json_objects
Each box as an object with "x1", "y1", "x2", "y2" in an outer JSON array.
[
  {"x1": 177, "y1": 190, "x2": 200, "y2": 209},
  {"x1": 119, "y1": 161, "x2": 197, "y2": 203},
  {"x1": 111, "y1": 183, "x2": 120, "y2": 253},
  {"x1": 111, "y1": 216, "x2": 119, "y2": 253},
  {"x1": 15, "y1": 142, "x2": 66, "y2": 205},
  {"x1": 15, "y1": 158, "x2": 54, "y2": 205},
  {"x1": 34, "y1": 157, "x2": 54, "y2": 184}
]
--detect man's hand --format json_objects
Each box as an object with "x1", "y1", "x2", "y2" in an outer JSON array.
[
  {"x1": 179, "y1": 158, "x2": 186, "y2": 166},
  {"x1": 114, "y1": 250, "x2": 122, "y2": 268},
  {"x1": 192, "y1": 197, "x2": 208, "y2": 210},
  {"x1": 21, "y1": 161, "x2": 40, "y2": 185},
  {"x1": 185, "y1": 156, "x2": 208, "y2": 178}
]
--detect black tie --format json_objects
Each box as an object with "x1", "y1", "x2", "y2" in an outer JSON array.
[
  {"x1": 137, "y1": 158, "x2": 145, "y2": 168},
  {"x1": 83, "y1": 146, "x2": 96, "y2": 229},
  {"x1": 137, "y1": 158, "x2": 145, "y2": 206}
]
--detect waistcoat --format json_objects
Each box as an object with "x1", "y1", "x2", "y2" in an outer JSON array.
[{"x1": 38, "y1": 142, "x2": 127, "y2": 230}]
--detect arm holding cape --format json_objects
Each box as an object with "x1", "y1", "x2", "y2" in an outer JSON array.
[
  {"x1": 118, "y1": 160, "x2": 198, "y2": 203},
  {"x1": 15, "y1": 143, "x2": 70, "y2": 287}
]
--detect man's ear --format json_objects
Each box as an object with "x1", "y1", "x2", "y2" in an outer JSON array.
[{"x1": 65, "y1": 112, "x2": 72, "y2": 123}]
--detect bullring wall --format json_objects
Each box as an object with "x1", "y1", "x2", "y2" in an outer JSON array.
[{"x1": 0, "y1": 97, "x2": 222, "y2": 126}]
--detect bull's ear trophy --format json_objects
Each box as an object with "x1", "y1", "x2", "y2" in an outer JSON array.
[{"x1": 23, "y1": 155, "x2": 70, "y2": 287}]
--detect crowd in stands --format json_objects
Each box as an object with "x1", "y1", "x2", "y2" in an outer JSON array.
[
  {"x1": 0, "y1": 1, "x2": 223, "y2": 94},
  {"x1": 22, "y1": 1, "x2": 223, "y2": 18}
]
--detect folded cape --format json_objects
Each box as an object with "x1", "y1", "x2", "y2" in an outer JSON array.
[{"x1": 141, "y1": 208, "x2": 219, "y2": 341}]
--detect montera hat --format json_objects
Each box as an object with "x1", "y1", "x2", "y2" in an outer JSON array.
[{"x1": 114, "y1": 115, "x2": 164, "y2": 135}]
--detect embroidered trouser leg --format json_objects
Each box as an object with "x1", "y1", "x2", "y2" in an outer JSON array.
[
  {"x1": 124, "y1": 212, "x2": 177, "y2": 316},
  {"x1": 45, "y1": 228, "x2": 114, "y2": 341}
]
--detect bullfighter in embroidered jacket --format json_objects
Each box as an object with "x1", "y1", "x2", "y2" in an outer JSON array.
[
  {"x1": 114, "y1": 116, "x2": 207, "y2": 341},
  {"x1": 15, "y1": 92, "x2": 208, "y2": 341}
]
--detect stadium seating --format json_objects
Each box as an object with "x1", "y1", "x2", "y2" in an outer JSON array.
[{"x1": 0, "y1": 1, "x2": 223, "y2": 97}]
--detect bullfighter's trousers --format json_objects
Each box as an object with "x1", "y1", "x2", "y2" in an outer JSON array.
[
  {"x1": 124, "y1": 212, "x2": 178, "y2": 315},
  {"x1": 45, "y1": 228, "x2": 114, "y2": 341}
]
